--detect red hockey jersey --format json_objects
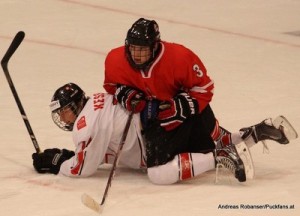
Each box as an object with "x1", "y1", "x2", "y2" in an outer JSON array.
[{"x1": 104, "y1": 41, "x2": 214, "y2": 112}]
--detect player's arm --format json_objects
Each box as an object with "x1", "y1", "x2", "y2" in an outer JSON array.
[
  {"x1": 183, "y1": 54, "x2": 214, "y2": 112},
  {"x1": 157, "y1": 52, "x2": 213, "y2": 131},
  {"x1": 59, "y1": 138, "x2": 105, "y2": 177},
  {"x1": 32, "y1": 137, "x2": 108, "y2": 177},
  {"x1": 103, "y1": 49, "x2": 123, "y2": 95}
]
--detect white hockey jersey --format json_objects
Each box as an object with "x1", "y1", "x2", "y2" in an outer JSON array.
[{"x1": 59, "y1": 93, "x2": 146, "y2": 177}]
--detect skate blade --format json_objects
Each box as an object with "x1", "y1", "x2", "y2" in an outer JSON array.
[
  {"x1": 235, "y1": 142, "x2": 255, "y2": 179},
  {"x1": 273, "y1": 116, "x2": 298, "y2": 141}
]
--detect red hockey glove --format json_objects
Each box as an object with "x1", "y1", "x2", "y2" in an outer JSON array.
[
  {"x1": 158, "y1": 92, "x2": 199, "y2": 131},
  {"x1": 114, "y1": 85, "x2": 146, "y2": 113}
]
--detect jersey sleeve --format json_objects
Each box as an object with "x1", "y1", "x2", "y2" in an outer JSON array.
[
  {"x1": 103, "y1": 46, "x2": 126, "y2": 95},
  {"x1": 59, "y1": 134, "x2": 111, "y2": 177},
  {"x1": 177, "y1": 46, "x2": 214, "y2": 112},
  {"x1": 59, "y1": 140, "x2": 97, "y2": 177}
]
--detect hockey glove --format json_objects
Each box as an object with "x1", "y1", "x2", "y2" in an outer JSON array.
[
  {"x1": 32, "y1": 148, "x2": 75, "y2": 174},
  {"x1": 141, "y1": 99, "x2": 160, "y2": 129},
  {"x1": 114, "y1": 85, "x2": 146, "y2": 113},
  {"x1": 158, "y1": 92, "x2": 199, "y2": 131}
]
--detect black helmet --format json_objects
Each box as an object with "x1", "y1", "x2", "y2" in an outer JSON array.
[
  {"x1": 49, "y1": 83, "x2": 87, "y2": 131},
  {"x1": 125, "y1": 18, "x2": 161, "y2": 70}
]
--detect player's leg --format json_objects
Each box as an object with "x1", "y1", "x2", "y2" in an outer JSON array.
[
  {"x1": 196, "y1": 106, "x2": 246, "y2": 182},
  {"x1": 147, "y1": 152, "x2": 215, "y2": 185},
  {"x1": 145, "y1": 107, "x2": 246, "y2": 184}
]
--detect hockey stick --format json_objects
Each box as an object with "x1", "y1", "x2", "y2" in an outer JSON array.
[
  {"x1": 1, "y1": 31, "x2": 41, "y2": 153},
  {"x1": 81, "y1": 111, "x2": 134, "y2": 213}
]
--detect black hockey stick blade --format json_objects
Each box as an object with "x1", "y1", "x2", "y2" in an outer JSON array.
[
  {"x1": 1, "y1": 31, "x2": 25, "y2": 65},
  {"x1": 1, "y1": 31, "x2": 41, "y2": 153}
]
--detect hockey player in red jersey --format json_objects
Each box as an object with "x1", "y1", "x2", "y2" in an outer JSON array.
[
  {"x1": 104, "y1": 18, "x2": 213, "y2": 124},
  {"x1": 103, "y1": 18, "x2": 249, "y2": 181}
]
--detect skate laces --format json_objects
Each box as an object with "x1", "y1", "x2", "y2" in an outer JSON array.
[
  {"x1": 215, "y1": 146, "x2": 238, "y2": 174},
  {"x1": 216, "y1": 155, "x2": 236, "y2": 174},
  {"x1": 241, "y1": 118, "x2": 272, "y2": 153},
  {"x1": 261, "y1": 118, "x2": 272, "y2": 154},
  {"x1": 215, "y1": 144, "x2": 247, "y2": 183},
  {"x1": 215, "y1": 147, "x2": 236, "y2": 184},
  {"x1": 262, "y1": 140, "x2": 270, "y2": 154}
]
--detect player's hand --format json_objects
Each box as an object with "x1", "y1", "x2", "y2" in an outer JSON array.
[
  {"x1": 140, "y1": 99, "x2": 160, "y2": 129},
  {"x1": 32, "y1": 148, "x2": 75, "y2": 174},
  {"x1": 158, "y1": 92, "x2": 199, "y2": 131},
  {"x1": 114, "y1": 85, "x2": 146, "y2": 113}
]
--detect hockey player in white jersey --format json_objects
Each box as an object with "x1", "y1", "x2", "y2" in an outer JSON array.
[
  {"x1": 32, "y1": 83, "x2": 297, "y2": 185},
  {"x1": 34, "y1": 83, "x2": 146, "y2": 176}
]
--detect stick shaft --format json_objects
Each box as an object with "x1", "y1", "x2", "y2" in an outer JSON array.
[
  {"x1": 100, "y1": 112, "x2": 134, "y2": 206},
  {"x1": 1, "y1": 31, "x2": 41, "y2": 153}
]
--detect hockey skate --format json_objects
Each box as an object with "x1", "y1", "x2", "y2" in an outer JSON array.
[
  {"x1": 214, "y1": 130, "x2": 254, "y2": 180},
  {"x1": 240, "y1": 115, "x2": 298, "y2": 145},
  {"x1": 215, "y1": 144, "x2": 246, "y2": 182}
]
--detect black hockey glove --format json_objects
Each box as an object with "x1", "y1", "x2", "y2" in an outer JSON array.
[
  {"x1": 32, "y1": 148, "x2": 75, "y2": 174},
  {"x1": 114, "y1": 85, "x2": 146, "y2": 113},
  {"x1": 158, "y1": 92, "x2": 199, "y2": 131}
]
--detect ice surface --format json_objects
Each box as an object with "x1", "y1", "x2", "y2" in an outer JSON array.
[{"x1": 1, "y1": 1, "x2": 299, "y2": 215}]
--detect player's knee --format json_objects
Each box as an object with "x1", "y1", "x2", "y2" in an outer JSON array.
[{"x1": 147, "y1": 159, "x2": 179, "y2": 185}]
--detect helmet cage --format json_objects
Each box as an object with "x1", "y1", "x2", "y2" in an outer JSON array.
[
  {"x1": 125, "y1": 41, "x2": 157, "y2": 71},
  {"x1": 50, "y1": 100, "x2": 82, "y2": 131}
]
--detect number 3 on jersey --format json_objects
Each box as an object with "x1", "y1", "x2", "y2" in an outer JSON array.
[{"x1": 193, "y1": 64, "x2": 203, "y2": 77}]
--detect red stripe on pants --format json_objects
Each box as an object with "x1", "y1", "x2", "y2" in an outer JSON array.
[{"x1": 179, "y1": 153, "x2": 194, "y2": 180}]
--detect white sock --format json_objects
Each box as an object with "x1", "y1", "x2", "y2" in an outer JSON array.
[
  {"x1": 191, "y1": 152, "x2": 215, "y2": 177},
  {"x1": 147, "y1": 152, "x2": 215, "y2": 185},
  {"x1": 231, "y1": 132, "x2": 243, "y2": 145}
]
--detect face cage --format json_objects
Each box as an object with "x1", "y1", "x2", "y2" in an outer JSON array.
[
  {"x1": 125, "y1": 41, "x2": 156, "y2": 71},
  {"x1": 51, "y1": 102, "x2": 79, "y2": 131}
]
